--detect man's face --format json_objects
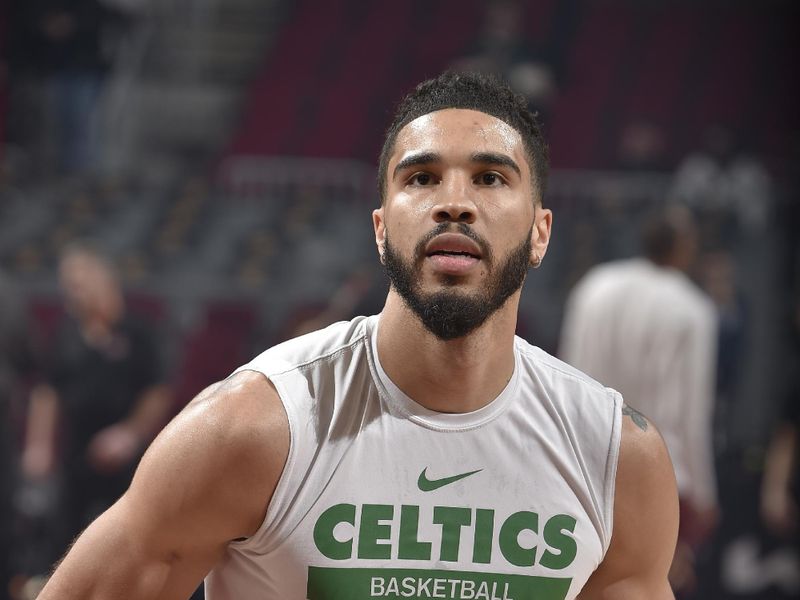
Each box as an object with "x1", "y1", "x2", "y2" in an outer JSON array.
[
  {"x1": 373, "y1": 108, "x2": 552, "y2": 339},
  {"x1": 59, "y1": 252, "x2": 121, "y2": 320}
]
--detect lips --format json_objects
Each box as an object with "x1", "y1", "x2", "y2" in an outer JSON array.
[
  {"x1": 424, "y1": 233, "x2": 482, "y2": 275},
  {"x1": 424, "y1": 233, "x2": 483, "y2": 260}
]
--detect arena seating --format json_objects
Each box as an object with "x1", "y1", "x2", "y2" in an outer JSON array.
[{"x1": 228, "y1": 0, "x2": 793, "y2": 170}]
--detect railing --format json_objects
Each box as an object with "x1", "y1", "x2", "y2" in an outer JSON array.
[
  {"x1": 216, "y1": 156, "x2": 673, "y2": 206},
  {"x1": 217, "y1": 156, "x2": 377, "y2": 202}
]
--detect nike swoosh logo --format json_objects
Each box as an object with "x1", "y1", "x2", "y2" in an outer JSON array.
[{"x1": 417, "y1": 467, "x2": 483, "y2": 492}]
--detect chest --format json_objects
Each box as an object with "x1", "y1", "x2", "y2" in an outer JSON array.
[{"x1": 263, "y1": 415, "x2": 605, "y2": 600}]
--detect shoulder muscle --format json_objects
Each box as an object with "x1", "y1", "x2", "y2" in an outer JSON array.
[
  {"x1": 128, "y1": 370, "x2": 290, "y2": 547},
  {"x1": 579, "y1": 405, "x2": 679, "y2": 599}
]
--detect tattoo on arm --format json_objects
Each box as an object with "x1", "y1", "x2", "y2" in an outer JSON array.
[{"x1": 622, "y1": 404, "x2": 648, "y2": 432}]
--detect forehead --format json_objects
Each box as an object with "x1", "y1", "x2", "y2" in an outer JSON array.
[
  {"x1": 60, "y1": 252, "x2": 107, "y2": 277},
  {"x1": 390, "y1": 108, "x2": 527, "y2": 170}
]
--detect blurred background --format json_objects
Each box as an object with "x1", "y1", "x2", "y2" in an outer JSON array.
[{"x1": 0, "y1": 0, "x2": 797, "y2": 598}]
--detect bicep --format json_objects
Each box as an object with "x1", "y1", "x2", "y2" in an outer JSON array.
[
  {"x1": 39, "y1": 371, "x2": 289, "y2": 599},
  {"x1": 39, "y1": 494, "x2": 219, "y2": 600},
  {"x1": 578, "y1": 411, "x2": 679, "y2": 599}
]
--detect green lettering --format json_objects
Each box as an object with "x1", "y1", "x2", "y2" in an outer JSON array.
[
  {"x1": 499, "y1": 510, "x2": 538, "y2": 567},
  {"x1": 313, "y1": 503, "x2": 355, "y2": 560},
  {"x1": 358, "y1": 504, "x2": 393, "y2": 559},
  {"x1": 433, "y1": 506, "x2": 471, "y2": 562},
  {"x1": 472, "y1": 508, "x2": 494, "y2": 564},
  {"x1": 540, "y1": 515, "x2": 577, "y2": 570},
  {"x1": 398, "y1": 505, "x2": 432, "y2": 560}
]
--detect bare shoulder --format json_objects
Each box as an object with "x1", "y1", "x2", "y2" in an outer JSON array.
[
  {"x1": 616, "y1": 404, "x2": 677, "y2": 496},
  {"x1": 615, "y1": 404, "x2": 678, "y2": 523},
  {"x1": 578, "y1": 404, "x2": 678, "y2": 599},
  {"x1": 128, "y1": 369, "x2": 290, "y2": 541},
  {"x1": 165, "y1": 368, "x2": 289, "y2": 467}
]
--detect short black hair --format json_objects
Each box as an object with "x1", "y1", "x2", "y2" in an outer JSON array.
[
  {"x1": 640, "y1": 204, "x2": 695, "y2": 265},
  {"x1": 377, "y1": 71, "x2": 549, "y2": 204}
]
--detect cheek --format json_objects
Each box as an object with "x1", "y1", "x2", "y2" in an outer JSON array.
[
  {"x1": 391, "y1": 191, "x2": 434, "y2": 220},
  {"x1": 485, "y1": 203, "x2": 534, "y2": 240},
  {"x1": 385, "y1": 196, "x2": 430, "y2": 245}
]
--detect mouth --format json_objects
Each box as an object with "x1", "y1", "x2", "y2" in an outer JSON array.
[
  {"x1": 424, "y1": 233, "x2": 483, "y2": 275},
  {"x1": 424, "y1": 233, "x2": 483, "y2": 259},
  {"x1": 427, "y1": 249, "x2": 480, "y2": 259}
]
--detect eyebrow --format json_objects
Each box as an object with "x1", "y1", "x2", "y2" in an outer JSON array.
[
  {"x1": 470, "y1": 152, "x2": 521, "y2": 177},
  {"x1": 392, "y1": 152, "x2": 441, "y2": 178},
  {"x1": 392, "y1": 151, "x2": 522, "y2": 179}
]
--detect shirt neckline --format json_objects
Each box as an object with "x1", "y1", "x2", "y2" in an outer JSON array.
[{"x1": 366, "y1": 314, "x2": 519, "y2": 431}]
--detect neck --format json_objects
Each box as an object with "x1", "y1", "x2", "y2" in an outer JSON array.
[{"x1": 376, "y1": 291, "x2": 519, "y2": 413}]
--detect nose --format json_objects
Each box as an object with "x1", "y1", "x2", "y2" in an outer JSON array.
[{"x1": 432, "y1": 176, "x2": 477, "y2": 224}]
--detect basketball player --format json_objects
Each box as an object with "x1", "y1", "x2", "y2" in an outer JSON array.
[{"x1": 39, "y1": 72, "x2": 678, "y2": 599}]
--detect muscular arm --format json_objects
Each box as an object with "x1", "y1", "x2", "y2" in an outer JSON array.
[
  {"x1": 38, "y1": 371, "x2": 289, "y2": 600},
  {"x1": 578, "y1": 405, "x2": 679, "y2": 599}
]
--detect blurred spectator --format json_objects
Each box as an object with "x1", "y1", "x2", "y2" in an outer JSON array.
[
  {"x1": 697, "y1": 250, "x2": 748, "y2": 454},
  {"x1": 559, "y1": 204, "x2": 719, "y2": 595},
  {"x1": 21, "y1": 243, "x2": 171, "y2": 564},
  {"x1": 0, "y1": 271, "x2": 38, "y2": 600},
  {"x1": 761, "y1": 391, "x2": 799, "y2": 537},
  {"x1": 761, "y1": 286, "x2": 800, "y2": 538},
  {"x1": 6, "y1": 0, "x2": 131, "y2": 176}
]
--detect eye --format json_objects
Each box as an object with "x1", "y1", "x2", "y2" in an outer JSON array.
[
  {"x1": 408, "y1": 172, "x2": 436, "y2": 186},
  {"x1": 476, "y1": 172, "x2": 505, "y2": 186}
]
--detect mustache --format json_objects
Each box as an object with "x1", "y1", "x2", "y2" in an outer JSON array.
[{"x1": 413, "y1": 222, "x2": 493, "y2": 264}]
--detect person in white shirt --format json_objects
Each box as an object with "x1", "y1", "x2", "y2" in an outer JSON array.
[
  {"x1": 38, "y1": 72, "x2": 679, "y2": 600},
  {"x1": 560, "y1": 204, "x2": 719, "y2": 592}
]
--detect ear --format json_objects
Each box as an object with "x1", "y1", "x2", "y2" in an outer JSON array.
[
  {"x1": 373, "y1": 207, "x2": 386, "y2": 262},
  {"x1": 530, "y1": 206, "x2": 553, "y2": 267}
]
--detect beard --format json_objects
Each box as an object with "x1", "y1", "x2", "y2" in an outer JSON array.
[{"x1": 382, "y1": 222, "x2": 532, "y2": 340}]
